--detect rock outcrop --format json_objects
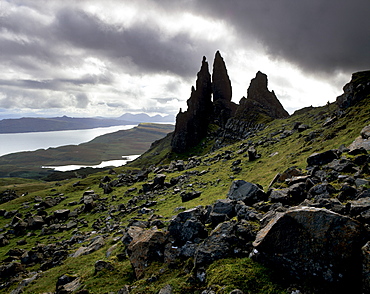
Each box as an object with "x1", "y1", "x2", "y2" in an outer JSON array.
[
  {"x1": 235, "y1": 71, "x2": 289, "y2": 121},
  {"x1": 171, "y1": 56, "x2": 213, "y2": 153},
  {"x1": 171, "y1": 53, "x2": 289, "y2": 153},
  {"x1": 336, "y1": 70, "x2": 370, "y2": 109}
]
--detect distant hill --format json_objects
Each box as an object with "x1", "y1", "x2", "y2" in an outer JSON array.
[
  {"x1": 0, "y1": 114, "x2": 175, "y2": 133},
  {"x1": 118, "y1": 113, "x2": 175, "y2": 123},
  {"x1": 0, "y1": 123, "x2": 174, "y2": 178},
  {"x1": 0, "y1": 116, "x2": 133, "y2": 134}
]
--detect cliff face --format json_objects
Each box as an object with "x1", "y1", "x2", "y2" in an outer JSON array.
[
  {"x1": 171, "y1": 57, "x2": 213, "y2": 153},
  {"x1": 171, "y1": 52, "x2": 289, "y2": 153}
]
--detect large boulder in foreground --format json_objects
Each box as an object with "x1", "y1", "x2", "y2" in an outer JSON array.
[
  {"x1": 253, "y1": 207, "x2": 366, "y2": 292},
  {"x1": 127, "y1": 228, "x2": 167, "y2": 279}
]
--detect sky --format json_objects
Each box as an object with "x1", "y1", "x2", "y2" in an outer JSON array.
[{"x1": 0, "y1": 0, "x2": 369, "y2": 119}]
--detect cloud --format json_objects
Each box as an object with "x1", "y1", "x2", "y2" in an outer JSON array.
[
  {"x1": 0, "y1": 89, "x2": 72, "y2": 109},
  {"x1": 185, "y1": 0, "x2": 370, "y2": 75},
  {"x1": 52, "y1": 7, "x2": 216, "y2": 78},
  {"x1": 0, "y1": 0, "x2": 368, "y2": 119},
  {"x1": 74, "y1": 93, "x2": 90, "y2": 108}
]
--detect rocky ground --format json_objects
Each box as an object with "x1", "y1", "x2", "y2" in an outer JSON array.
[
  {"x1": 0, "y1": 61, "x2": 369, "y2": 293},
  {"x1": 1, "y1": 123, "x2": 370, "y2": 293}
]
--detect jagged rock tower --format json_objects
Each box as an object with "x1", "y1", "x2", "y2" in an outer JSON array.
[
  {"x1": 212, "y1": 51, "x2": 237, "y2": 126},
  {"x1": 171, "y1": 53, "x2": 289, "y2": 153},
  {"x1": 235, "y1": 71, "x2": 289, "y2": 120},
  {"x1": 171, "y1": 56, "x2": 213, "y2": 153}
]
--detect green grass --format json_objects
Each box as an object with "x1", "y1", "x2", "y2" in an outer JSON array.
[{"x1": 206, "y1": 258, "x2": 286, "y2": 293}]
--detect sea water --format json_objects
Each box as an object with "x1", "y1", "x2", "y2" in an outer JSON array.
[{"x1": 0, "y1": 125, "x2": 137, "y2": 157}]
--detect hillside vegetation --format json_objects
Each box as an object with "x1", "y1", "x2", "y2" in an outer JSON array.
[{"x1": 0, "y1": 92, "x2": 369, "y2": 293}]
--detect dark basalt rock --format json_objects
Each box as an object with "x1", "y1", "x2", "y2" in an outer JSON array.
[
  {"x1": 307, "y1": 149, "x2": 339, "y2": 166},
  {"x1": 212, "y1": 51, "x2": 237, "y2": 126},
  {"x1": 235, "y1": 71, "x2": 289, "y2": 121},
  {"x1": 253, "y1": 207, "x2": 366, "y2": 293},
  {"x1": 194, "y1": 220, "x2": 256, "y2": 268},
  {"x1": 127, "y1": 229, "x2": 168, "y2": 279},
  {"x1": 227, "y1": 180, "x2": 267, "y2": 205},
  {"x1": 172, "y1": 53, "x2": 289, "y2": 153},
  {"x1": 171, "y1": 56, "x2": 213, "y2": 153},
  {"x1": 336, "y1": 70, "x2": 370, "y2": 109}
]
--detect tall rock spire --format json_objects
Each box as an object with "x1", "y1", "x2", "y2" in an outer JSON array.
[
  {"x1": 212, "y1": 51, "x2": 236, "y2": 127},
  {"x1": 171, "y1": 56, "x2": 213, "y2": 153},
  {"x1": 212, "y1": 51, "x2": 232, "y2": 102}
]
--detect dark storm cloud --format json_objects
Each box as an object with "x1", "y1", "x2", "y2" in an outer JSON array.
[
  {"x1": 52, "y1": 7, "x2": 214, "y2": 77},
  {"x1": 164, "y1": 0, "x2": 370, "y2": 75},
  {"x1": 0, "y1": 2, "x2": 215, "y2": 89}
]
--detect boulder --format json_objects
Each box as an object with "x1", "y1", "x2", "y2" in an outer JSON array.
[
  {"x1": 168, "y1": 207, "x2": 207, "y2": 245},
  {"x1": 235, "y1": 202, "x2": 262, "y2": 222},
  {"x1": 308, "y1": 183, "x2": 337, "y2": 199},
  {"x1": 169, "y1": 218, "x2": 207, "y2": 246},
  {"x1": 326, "y1": 158, "x2": 357, "y2": 173},
  {"x1": 72, "y1": 236, "x2": 105, "y2": 258},
  {"x1": 269, "y1": 188, "x2": 289, "y2": 204},
  {"x1": 53, "y1": 209, "x2": 70, "y2": 221},
  {"x1": 247, "y1": 146, "x2": 260, "y2": 161},
  {"x1": 127, "y1": 228, "x2": 167, "y2": 279},
  {"x1": 361, "y1": 125, "x2": 370, "y2": 139},
  {"x1": 56, "y1": 275, "x2": 81, "y2": 294},
  {"x1": 307, "y1": 150, "x2": 339, "y2": 166},
  {"x1": 0, "y1": 234, "x2": 10, "y2": 247},
  {"x1": 27, "y1": 215, "x2": 45, "y2": 230},
  {"x1": 94, "y1": 260, "x2": 115, "y2": 273},
  {"x1": 181, "y1": 190, "x2": 201, "y2": 202},
  {"x1": 211, "y1": 199, "x2": 236, "y2": 218},
  {"x1": 362, "y1": 241, "x2": 370, "y2": 293},
  {"x1": 348, "y1": 125, "x2": 370, "y2": 151},
  {"x1": 153, "y1": 174, "x2": 166, "y2": 187},
  {"x1": 100, "y1": 183, "x2": 113, "y2": 194},
  {"x1": 194, "y1": 220, "x2": 256, "y2": 267},
  {"x1": 253, "y1": 207, "x2": 366, "y2": 292},
  {"x1": 227, "y1": 180, "x2": 266, "y2": 205},
  {"x1": 158, "y1": 284, "x2": 173, "y2": 294},
  {"x1": 0, "y1": 262, "x2": 25, "y2": 280}
]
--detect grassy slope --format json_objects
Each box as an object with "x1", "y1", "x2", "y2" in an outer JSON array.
[
  {"x1": 0, "y1": 97, "x2": 369, "y2": 293},
  {"x1": 0, "y1": 123, "x2": 174, "y2": 179}
]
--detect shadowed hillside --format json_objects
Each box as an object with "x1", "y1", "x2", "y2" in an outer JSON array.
[{"x1": 0, "y1": 57, "x2": 369, "y2": 293}]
